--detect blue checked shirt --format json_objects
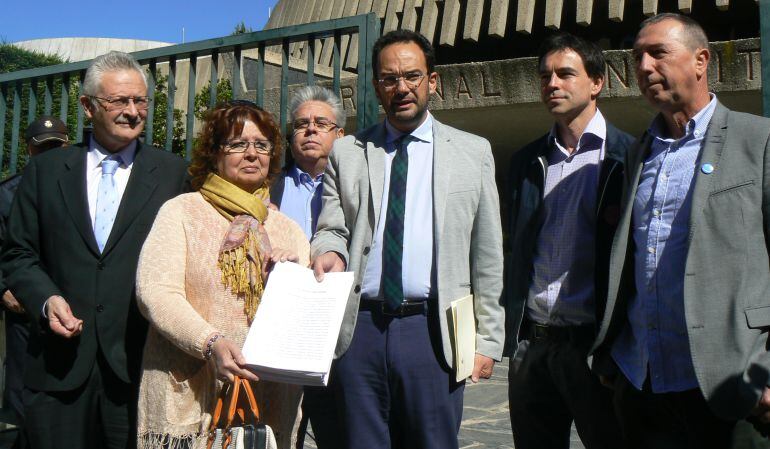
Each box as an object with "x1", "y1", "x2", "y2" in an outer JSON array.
[
  {"x1": 612, "y1": 95, "x2": 717, "y2": 393},
  {"x1": 279, "y1": 166, "x2": 324, "y2": 240},
  {"x1": 526, "y1": 110, "x2": 606, "y2": 326}
]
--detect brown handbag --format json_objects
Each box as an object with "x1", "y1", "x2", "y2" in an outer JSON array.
[{"x1": 207, "y1": 376, "x2": 276, "y2": 449}]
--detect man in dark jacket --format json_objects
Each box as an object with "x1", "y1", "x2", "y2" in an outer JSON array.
[
  {"x1": 0, "y1": 116, "x2": 69, "y2": 439},
  {"x1": 504, "y1": 33, "x2": 633, "y2": 449},
  {"x1": 0, "y1": 51, "x2": 188, "y2": 449}
]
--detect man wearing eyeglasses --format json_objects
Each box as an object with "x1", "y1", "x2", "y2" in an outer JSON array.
[
  {"x1": 271, "y1": 86, "x2": 345, "y2": 240},
  {"x1": 0, "y1": 51, "x2": 189, "y2": 449},
  {"x1": 311, "y1": 29, "x2": 504, "y2": 449},
  {"x1": 267, "y1": 85, "x2": 345, "y2": 449}
]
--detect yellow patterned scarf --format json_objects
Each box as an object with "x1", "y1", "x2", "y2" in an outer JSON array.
[{"x1": 199, "y1": 173, "x2": 271, "y2": 321}]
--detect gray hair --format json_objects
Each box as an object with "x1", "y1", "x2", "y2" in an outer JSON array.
[
  {"x1": 639, "y1": 13, "x2": 709, "y2": 51},
  {"x1": 289, "y1": 85, "x2": 346, "y2": 128},
  {"x1": 82, "y1": 51, "x2": 147, "y2": 100}
]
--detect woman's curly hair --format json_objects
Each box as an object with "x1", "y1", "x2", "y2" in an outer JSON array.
[{"x1": 188, "y1": 101, "x2": 284, "y2": 191}]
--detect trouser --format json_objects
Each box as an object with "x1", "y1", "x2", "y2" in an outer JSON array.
[
  {"x1": 333, "y1": 301, "x2": 465, "y2": 449},
  {"x1": 508, "y1": 322, "x2": 623, "y2": 449},
  {"x1": 295, "y1": 371, "x2": 343, "y2": 449},
  {"x1": 613, "y1": 373, "x2": 736, "y2": 449},
  {"x1": 22, "y1": 352, "x2": 135, "y2": 449},
  {"x1": 4, "y1": 311, "x2": 29, "y2": 422}
]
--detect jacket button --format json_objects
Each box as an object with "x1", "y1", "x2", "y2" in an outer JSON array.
[
  {"x1": 96, "y1": 304, "x2": 104, "y2": 312},
  {"x1": 363, "y1": 247, "x2": 370, "y2": 255},
  {"x1": 354, "y1": 285, "x2": 361, "y2": 294},
  {"x1": 97, "y1": 262, "x2": 104, "y2": 270}
]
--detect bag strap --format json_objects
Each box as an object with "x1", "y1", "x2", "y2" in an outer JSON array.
[
  {"x1": 238, "y1": 377, "x2": 261, "y2": 422},
  {"x1": 207, "y1": 376, "x2": 262, "y2": 449}
]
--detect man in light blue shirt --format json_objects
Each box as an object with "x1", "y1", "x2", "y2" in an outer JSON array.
[
  {"x1": 591, "y1": 13, "x2": 770, "y2": 448},
  {"x1": 270, "y1": 85, "x2": 344, "y2": 449},
  {"x1": 270, "y1": 86, "x2": 345, "y2": 240}
]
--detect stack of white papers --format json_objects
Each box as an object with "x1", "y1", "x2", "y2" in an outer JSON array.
[{"x1": 241, "y1": 261, "x2": 354, "y2": 386}]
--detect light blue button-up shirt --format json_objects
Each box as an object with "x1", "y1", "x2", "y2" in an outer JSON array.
[
  {"x1": 612, "y1": 95, "x2": 717, "y2": 393},
  {"x1": 527, "y1": 110, "x2": 606, "y2": 326},
  {"x1": 279, "y1": 166, "x2": 323, "y2": 240},
  {"x1": 361, "y1": 114, "x2": 435, "y2": 300}
]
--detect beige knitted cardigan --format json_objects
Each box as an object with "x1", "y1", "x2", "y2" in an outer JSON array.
[{"x1": 136, "y1": 192, "x2": 310, "y2": 449}]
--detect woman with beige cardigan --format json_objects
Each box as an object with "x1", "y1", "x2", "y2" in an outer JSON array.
[{"x1": 135, "y1": 101, "x2": 309, "y2": 449}]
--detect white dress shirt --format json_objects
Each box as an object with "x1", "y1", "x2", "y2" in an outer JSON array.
[{"x1": 361, "y1": 114, "x2": 435, "y2": 300}]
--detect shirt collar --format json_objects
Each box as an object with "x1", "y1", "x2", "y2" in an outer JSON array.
[
  {"x1": 548, "y1": 109, "x2": 607, "y2": 156},
  {"x1": 88, "y1": 137, "x2": 137, "y2": 168},
  {"x1": 648, "y1": 93, "x2": 717, "y2": 142},
  {"x1": 289, "y1": 164, "x2": 323, "y2": 185},
  {"x1": 384, "y1": 112, "x2": 434, "y2": 147}
]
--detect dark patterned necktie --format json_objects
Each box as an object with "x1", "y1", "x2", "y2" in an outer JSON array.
[{"x1": 382, "y1": 134, "x2": 410, "y2": 310}]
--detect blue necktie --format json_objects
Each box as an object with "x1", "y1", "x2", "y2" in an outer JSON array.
[
  {"x1": 94, "y1": 156, "x2": 122, "y2": 253},
  {"x1": 382, "y1": 135, "x2": 410, "y2": 310}
]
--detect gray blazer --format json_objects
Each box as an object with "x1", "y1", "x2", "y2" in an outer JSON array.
[
  {"x1": 591, "y1": 102, "x2": 770, "y2": 420},
  {"x1": 311, "y1": 118, "x2": 505, "y2": 368}
]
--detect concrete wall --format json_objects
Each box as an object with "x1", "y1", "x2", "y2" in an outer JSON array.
[{"x1": 257, "y1": 38, "x2": 762, "y2": 169}]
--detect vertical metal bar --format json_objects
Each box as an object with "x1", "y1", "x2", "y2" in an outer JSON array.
[
  {"x1": 761, "y1": 0, "x2": 770, "y2": 117},
  {"x1": 44, "y1": 77, "x2": 53, "y2": 116},
  {"x1": 28, "y1": 79, "x2": 38, "y2": 124},
  {"x1": 76, "y1": 71, "x2": 85, "y2": 143},
  {"x1": 256, "y1": 43, "x2": 265, "y2": 107},
  {"x1": 165, "y1": 57, "x2": 177, "y2": 152},
  {"x1": 0, "y1": 84, "x2": 7, "y2": 174},
  {"x1": 209, "y1": 50, "x2": 219, "y2": 110},
  {"x1": 358, "y1": 13, "x2": 381, "y2": 130},
  {"x1": 232, "y1": 46, "x2": 242, "y2": 99},
  {"x1": 280, "y1": 39, "x2": 290, "y2": 166},
  {"x1": 333, "y1": 31, "x2": 341, "y2": 95},
  {"x1": 185, "y1": 55, "x2": 197, "y2": 161},
  {"x1": 307, "y1": 36, "x2": 316, "y2": 85},
  {"x1": 10, "y1": 82, "x2": 22, "y2": 175},
  {"x1": 145, "y1": 61, "x2": 157, "y2": 146},
  {"x1": 60, "y1": 73, "x2": 70, "y2": 123}
]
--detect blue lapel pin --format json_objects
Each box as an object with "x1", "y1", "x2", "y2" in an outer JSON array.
[{"x1": 701, "y1": 163, "x2": 714, "y2": 174}]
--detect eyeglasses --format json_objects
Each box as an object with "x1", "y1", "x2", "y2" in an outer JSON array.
[
  {"x1": 90, "y1": 96, "x2": 150, "y2": 111},
  {"x1": 377, "y1": 72, "x2": 426, "y2": 90},
  {"x1": 292, "y1": 118, "x2": 339, "y2": 134},
  {"x1": 222, "y1": 140, "x2": 273, "y2": 154}
]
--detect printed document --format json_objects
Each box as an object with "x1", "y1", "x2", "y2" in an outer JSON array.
[{"x1": 242, "y1": 261, "x2": 354, "y2": 386}]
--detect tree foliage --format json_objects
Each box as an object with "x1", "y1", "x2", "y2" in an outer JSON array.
[{"x1": 0, "y1": 44, "x2": 64, "y2": 74}]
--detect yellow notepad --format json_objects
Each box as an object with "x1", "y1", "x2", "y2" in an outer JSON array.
[{"x1": 450, "y1": 294, "x2": 476, "y2": 382}]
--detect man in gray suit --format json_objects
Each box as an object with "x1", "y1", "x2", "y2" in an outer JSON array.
[
  {"x1": 591, "y1": 13, "x2": 770, "y2": 448},
  {"x1": 311, "y1": 29, "x2": 504, "y2": 449}
]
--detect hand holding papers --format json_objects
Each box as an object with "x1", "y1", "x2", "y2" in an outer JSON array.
[{"x1": 242, "y1": 261, "x2": 354, "y2": 386}]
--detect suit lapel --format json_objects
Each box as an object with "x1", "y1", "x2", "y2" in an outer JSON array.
[
  {"x1": 101, "y1": 143, "x2": 159, "y2": 256},
  {"x1": 432, "y1": 120, "x2": 452, "y2": 244},
  {"x1": 687, "y1": 102, "x2": 728, "y2": 241},
  {"x1": 366, "y1": 123, "x2": 387, "y2": 228},
  {"x1": 59, "y1": 146, "x2": 100, "y2": 256}
]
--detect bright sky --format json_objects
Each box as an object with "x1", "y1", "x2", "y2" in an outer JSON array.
[{"x1": 1, "y1": 0, "x2": 279, "y2": 44}]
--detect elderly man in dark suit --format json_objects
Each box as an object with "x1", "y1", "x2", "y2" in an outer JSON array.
[
  {"x1": 591, "y1": 13, "x2": 770, "y2": 449},
  {"x1": 0, "y1": 51, "x2": 188, "y2": 449}
]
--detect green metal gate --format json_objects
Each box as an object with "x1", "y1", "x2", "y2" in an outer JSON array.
[{"x1": 0, "y1": 13, "x2": 381, "y2": 173}]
